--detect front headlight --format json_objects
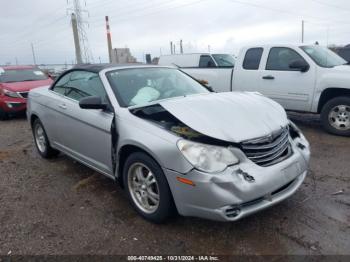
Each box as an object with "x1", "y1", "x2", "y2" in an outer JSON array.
[
  {"x1": 3, "y1": 89, "x2": 21, "y2": 98},
  {"x1": 177, "y1": 140, "x2": 239, "y2": 173}
]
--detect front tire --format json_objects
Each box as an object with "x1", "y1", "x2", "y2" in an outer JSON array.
[
  {"x1": 321, "y1": 96, "x2": 350, "y2": 136},
  {"x1": 123, "y1": 152, "x2": 175, "y2": 223},
  {"x1": 0, "y1": 109, "x2": 8, "y2": 120},
  {"x1": 32, "y1": 118, "x2": 59, "y2": 158}
]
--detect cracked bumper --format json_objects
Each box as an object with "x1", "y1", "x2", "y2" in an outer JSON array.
[{"x1": 164, "y1": 141, "x2": 310, "y2": 222}]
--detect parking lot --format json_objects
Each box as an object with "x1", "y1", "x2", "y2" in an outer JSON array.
[{"x1": 0, "y1": 113, "x2": 349, "y2": 255}]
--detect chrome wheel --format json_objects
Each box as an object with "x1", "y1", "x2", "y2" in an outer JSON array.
[
  {"x1": 328, "y1": 105, "x2": 350, "y2": 130},
  {"x1": 35, "y1": 124, "x2": 47, "y2": 153},
  {"x1": 127, "y1": 163, "x2": 160, "y2": 214}
]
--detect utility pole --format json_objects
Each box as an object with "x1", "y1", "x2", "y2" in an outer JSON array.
[
  {"x1": 301, "y1": 20, "x2": 304, "y2": 43},
  {"x1": 68, "y1": 0, "x2": 93, "y2": 63},
  {"x1": 180, "y1": 39, "x2": 183, "y2": 54},
  {"x1": 170, "y1": 41, "x2": 173, "y2": 54},
  {"x1": 173, "y1": 44, "x2": 176, "y2": 54},
  {"x1": 105, "y1": 16, "x2": 113, "y2": 63},
  {"x1": 71, "y1": 13, "x2": 82, "y2": 64},
  {"x1": 208, "y1": 45, "x2": 211, "y2": 53},
  {"x1": 31, "y1": 43, "x2": 37, "y2": 65}
]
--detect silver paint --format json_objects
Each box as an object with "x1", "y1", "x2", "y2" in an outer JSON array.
[{"x1": 27, "y1": 65, "x2": 310, "y2": 221}]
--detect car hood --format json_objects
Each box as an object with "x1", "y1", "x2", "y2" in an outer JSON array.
[
  {"x1": 159, "y1": 92, "x2": 289, "y2": 143},
  {"x1": 0, "y1": 79, "x2": 53, "y2": 92}
]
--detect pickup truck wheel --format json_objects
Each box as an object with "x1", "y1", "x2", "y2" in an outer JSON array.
[
  {"x1": 123, "y1": 152, "x2": 176, "y2": 223},
  {"x1": 32, "y1": 118, "x2": 59, "y2": 158},
  {"x1": 321, "y1": 97, "x2": 350, "y2": 136}
]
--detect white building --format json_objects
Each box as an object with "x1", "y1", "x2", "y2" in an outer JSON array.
[{"x1": 111, "y1": 48, "x2": 137, "y2": 64}]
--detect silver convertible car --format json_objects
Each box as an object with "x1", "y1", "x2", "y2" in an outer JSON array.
[{"x1": 27, "y1": 64, "x2": 310, "y2": 223}]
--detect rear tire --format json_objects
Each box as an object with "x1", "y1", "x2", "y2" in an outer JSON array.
[
  {"x1": 321, "y1": 96, "x2": 350, "y2": 136},
  {"x1": 32, "y1": 118, "x2": 59, "y2": 158},
  {"x1": 123, "y1": 152, "x2": 176, "y2": 223}
]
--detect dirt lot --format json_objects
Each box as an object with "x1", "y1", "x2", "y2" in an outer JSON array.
[{"x1": 0, "y1": 113, "x2": 349, "y2": 255}]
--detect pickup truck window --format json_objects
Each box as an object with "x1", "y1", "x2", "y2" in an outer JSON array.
[
  {"x1": 243, "y1": 48, "x2": 263, "y2": 70},
  {"x1": 301, "y1": 45, "x2": 346, "y2": 68},
  {"x1": 52, "y1": 71, "x2": 107, "y2": 102},
  {"x1": 212, "y1": 54, "x2": 235, "y2": 67},
  {"x1": 199, "y1": 55, "x2": 216, "y2": 68},
  {"x1": 266, "y1": 47, "x2": 306, "y2": 71}
]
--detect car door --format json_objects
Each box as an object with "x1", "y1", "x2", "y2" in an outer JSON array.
[
  {"x1": 232, "y1": 47, "x2": 264, "y2": 92},
  {"x1": 259, "y1": 47, "x2": 316, "y2": 111},
  {"x1": 51, "y1": 70, "x2": 114, "y2": 176}
]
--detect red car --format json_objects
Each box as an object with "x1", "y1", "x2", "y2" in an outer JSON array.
[{"x1": 0, "y1": 65, "x2": 53, "y2": 119}]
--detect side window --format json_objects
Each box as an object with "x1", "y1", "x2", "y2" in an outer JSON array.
[
  {"x1": 199, "y1": 55, "x2": 216, "y2": 68},
  {"x1": 266, "y1": 47, "x2": 306, "y2": 71},
  {"x1": 243, "y1": 48, "x2": 263, "y2": 70},
  {"x1": 64, "y1": 71, "x2": 106, "y2": 102},
  {"x1": 52, "y1": 73, "x2": 71, "y2": 95}
]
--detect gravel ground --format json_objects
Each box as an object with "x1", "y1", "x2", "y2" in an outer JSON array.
[{"x1": 0, "y1": 113, "x2": 349, "y2": 255}]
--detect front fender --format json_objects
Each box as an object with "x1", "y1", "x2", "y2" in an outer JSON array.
[{"x1": 116, "y1": 116, "x2": 194, "y2": 174}]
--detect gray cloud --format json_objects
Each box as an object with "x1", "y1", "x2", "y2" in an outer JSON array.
[{"x1": 1, "y1": 0, "x2": 350, "y2": 65}]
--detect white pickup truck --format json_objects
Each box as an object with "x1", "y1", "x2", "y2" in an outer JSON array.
[{"x1": 158, "y1": 45, "x2": 350, "y2": 136}]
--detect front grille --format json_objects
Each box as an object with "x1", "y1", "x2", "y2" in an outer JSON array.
[
  {"x1": 241, "y1": 127, "x2": 292, "y2": 167},
  {"x1": 18, "y1": 92, "x2": 29, "y2": 99}
]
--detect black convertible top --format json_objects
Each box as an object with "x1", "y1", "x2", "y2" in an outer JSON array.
[{"x1": 71, "y1": 63, "x2": 153, "y2": 73}]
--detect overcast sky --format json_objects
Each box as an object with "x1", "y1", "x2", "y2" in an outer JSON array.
[{"x1": 1, "y1": 0, "x2": 350, "y2": 65}]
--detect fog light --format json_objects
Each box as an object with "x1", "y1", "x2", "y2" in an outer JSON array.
[
  {"x1": 297, "y1": 143, "x2": 306, "y2": 150},
  {"x1": 225, "y1": 207, "x2": 241, "y2": 218}
]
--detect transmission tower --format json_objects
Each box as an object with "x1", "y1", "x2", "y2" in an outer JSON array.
[{"x1": 68, "y1": 0, "x2": 93, "y2": 63}]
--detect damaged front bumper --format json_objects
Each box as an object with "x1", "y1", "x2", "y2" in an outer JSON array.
[{"x1": 164, "y1": 139, "x2": 310, "y2": 222}]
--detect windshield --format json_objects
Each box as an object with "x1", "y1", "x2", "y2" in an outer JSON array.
[
  {"x1": 212, "y1": 54, "x2": 235, "y2": 67},
  {"x1": 0, "y1": 68, "x2": 48, "y2": 83},
  {"x1": 106, "y1": 68, "x2": 210, "y2": 107},
  {"x1": 300, "y1": 46, "x2": 346, "y2": 68}
]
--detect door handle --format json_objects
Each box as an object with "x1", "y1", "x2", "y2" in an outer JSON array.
[
  {"x1": 58, "y1": 104, "x2": 67, "y2": 110},
  {"x1": 262, "y1": 75, "x2": 275, "y2": 80}
]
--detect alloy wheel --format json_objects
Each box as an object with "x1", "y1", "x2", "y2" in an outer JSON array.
[
  {"x1": 328, "y1": 105, "x2": 350, "y2": 130},
  {"x1": 35, "y1": 124, "x2": 47, "y2": 153},
  {"x1": 127, "y1": 162, "x2": 160, "y2": 214}
]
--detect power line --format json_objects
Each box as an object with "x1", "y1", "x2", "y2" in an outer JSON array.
[
  {"x1": 309, "y1": 0, "x2": 350, "y2": 13},
  {"x1": 90, "y1": 0, "x2": 208, "y2": 27},
  {"x1": 0, "y1": 15, "x2": 68, "y2": 45},
  {"x1": 227, "y1": 0, "x2": 350, "y2": 26},
  {"x1": 88, "y1": 0, "x2": 183, "y2": 23}
]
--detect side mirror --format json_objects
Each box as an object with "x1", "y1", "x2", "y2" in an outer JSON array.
[
  {"x1": 289, "y1": 59, "x2": 309, "y2": 72},
  {"x1": 79, "y1": 96, "x2": 108, "y2": 110}
]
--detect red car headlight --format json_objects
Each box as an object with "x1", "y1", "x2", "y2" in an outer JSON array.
[{"x1": 3, "y1": 89, "x2": 21, "y2": 98}]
